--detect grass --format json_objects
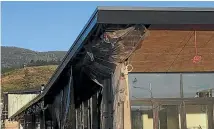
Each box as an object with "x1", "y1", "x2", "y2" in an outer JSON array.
[{"x1": 1, "y1": 65, "x2": 58, "y2": 92}]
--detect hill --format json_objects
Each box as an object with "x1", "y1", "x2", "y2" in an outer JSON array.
[
  {"x1": 1, "y1": 46, "x2": 66, "y2": 68},
  {"x1": 1, "y1": 65, "x2": 58, "y2": 92}
]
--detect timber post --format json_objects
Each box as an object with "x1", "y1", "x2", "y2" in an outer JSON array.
[
  {"x1": 123, "y1": 64, "x2": 132, "y2": 129},
  {"x1": 66, "y1": 67, "x2": 76, "y2": 129}
]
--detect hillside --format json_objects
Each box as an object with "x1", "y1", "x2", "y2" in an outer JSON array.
[
  {"x1": 1, "y1": 65, "x2": 58, "y2": 92},
  {"x1": 1, "y1": 46, "x2": 66, "y2": 68}
]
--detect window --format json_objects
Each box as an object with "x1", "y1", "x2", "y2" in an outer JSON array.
[
  {"x1": 128, "y1": 73, "x2": 180, "y2": 99},
  {"x1": 182, "y1": 73, "x2": 214, "y2": 98}
]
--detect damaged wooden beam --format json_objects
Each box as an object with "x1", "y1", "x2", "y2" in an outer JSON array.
[{"x1": 66, "y1": 67, "x2": 76, "y2": 129}]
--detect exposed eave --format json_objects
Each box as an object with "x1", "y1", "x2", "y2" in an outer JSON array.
[{"x1": 97, "y1": 6, "x2": 214, "y2": 11}]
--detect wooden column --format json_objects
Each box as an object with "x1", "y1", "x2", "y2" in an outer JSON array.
[
  {"x1": 153, "y1": 102, "x2": 159, "y2": 129},
  {"x1": 102, "y1": 79, "x2": 109, "y2": 129},
  {"x1": 207, "y1": 104, "x2": 213, "y2": 129},
  {"x1": 159, "y1": 107, "x2": 167, "y2": 129},
  {"x1": 101, "y1": 79, "x2": 113, "y2": 129},
  {"x1": 83, "y1": 101, "x2": 88, "y2": 129},
  {"x1": 67, "y1": 67, "x2": 76, "y2": 129},
  {"x1": 124, "y1": 64, "x2": 132, "y2": 129},
  {"x1": 180, "y1": 74, "x2": 187, "y2": 129},
  {"x1": 27, "y1": 116, "x2": 31, "y2": 129},
  {"x1": 31, "y1": 114, "x2": 36, "y2": 129},
  {"x1": 180, "y1": 102, "x2": 187, "y2": 129},
  {"x1": 40, "y1": 110, "x2": 45, "y2": 129},
  {"x1": 76, "y1": 106, "x2": 81, "y2": 129},
  {"x1": 91, "y1": 94, "x2": 98, "y2": 129},
  {"x1": 23, "y1": 114, "x2": 27, "y2": 129}
]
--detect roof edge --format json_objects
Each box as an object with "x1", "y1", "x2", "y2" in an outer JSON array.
[{"x1": 97, "y1": 6, "x2": 214, "y2": 11}]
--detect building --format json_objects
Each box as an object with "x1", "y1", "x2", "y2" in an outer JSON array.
[
  {"x1": 9, "y1": 7, "x2": 214, "y2": 129},
  {"x1": 2, "y1": 88, "x2": 41, "y2": 129}
]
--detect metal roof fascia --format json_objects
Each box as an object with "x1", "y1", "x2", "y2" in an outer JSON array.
[
  {"x1": 42, "y1": 8, "x2": 98, "y2": 96},
  {"x1": 97, "y1": 6, "x2": 214, "y2": 11},
  {"x1": 96, "y1": 7, "x2": 214, "y2": 24}
]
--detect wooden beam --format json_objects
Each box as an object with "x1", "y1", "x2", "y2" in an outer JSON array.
[
  {"x1": 124, "y1": 64, "x2": 132, "y2": 129},
  {"x1": 23, "y1": 114, "x2": 27, "y2": 129},
  {"x1": 31, "y1": 114, "x2": 36, "y2": 129},
  {"x1": 39, "y1": 109, "x2": 46, "y2": 129},
  {"x1": 153, "y1": 102, "x2": 160, "y2": 129},
  {"x1": 102, "y1": 79, "x2": 108, "y2": 129},
  {"x1": 207, "y1": 104, "x2": 213, "y2": 129},
  {"x1": 76, "y1": 106, "x2": 81, "y2": 129},
  {"x1": 180, "y1": 102, "x2": 187, "y2": 129},
  {"x1": 66, "y1": 67, "x2": 76, "y2": 129},
  {"x1": 91, "y1": 93, "x2": 98, "y2": 129},
  {"x1": 83, "y1": 101, "x2": 88, "y2": 129}
]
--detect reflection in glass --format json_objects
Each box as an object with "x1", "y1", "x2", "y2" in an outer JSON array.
[
  {"x1": 128, "y1": 73, "x2": 180, "y2": 99},
  {"x1": 159, "y1": 105, "x2": 181, "y2": 129},
  {"x1": 131, "y1": 104, "x2": 182, "y2": 129},
  {"x1": 131, "y1": 105, "x2": 154, "y2": 129},
  {"x1": 185, "y1": 105, "x2": 208, "y2": 129},
  {"x1": 183, "y1": 74, "x2": 214, "y2": 98}
]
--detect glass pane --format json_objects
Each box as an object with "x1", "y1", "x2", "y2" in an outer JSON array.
[
  {"x1": 159, "y1": 105, "x2": 181, "y2": 129},
  {"x1": 128, "y1": 73, "x2": 180, "y2": 99},
  {"x1": 185, "y1": 104, "x2": 209, "y2": 129},
  {"x1": 183, "y1": 73, "x2": 214, "y2": 98},
  {"x1": 131, "y1": 105, "x2": 154, "y2": 129},
  {"x1": 131, "y1": 103, "x2": 182, "y2": 129}
]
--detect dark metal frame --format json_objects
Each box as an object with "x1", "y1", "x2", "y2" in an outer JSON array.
[
  {"x1": 97, "y1": 7, "x2": 214, "y2": 24},
  {"x1": 129, "y1": 72, "x2": 214, "y2": 98},
  {"x1": 130, "y1": 72, "x2": 214, "y2": 129},
  {"x1": 131, "y1": 98, "x2": 214, "y2": 129}
]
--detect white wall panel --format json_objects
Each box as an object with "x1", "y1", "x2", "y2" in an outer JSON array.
[{"x1": 8, "y1": 94, "x2": 38, "y2": 118}]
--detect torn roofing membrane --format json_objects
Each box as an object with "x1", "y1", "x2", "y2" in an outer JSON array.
[{"x1": 79, "y1": 25, "x2": 148, "y2": 86}]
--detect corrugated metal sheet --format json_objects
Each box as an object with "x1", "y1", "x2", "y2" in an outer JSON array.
[{"x1": 8, "y1": 94, "x2": 38, "y2": 118}]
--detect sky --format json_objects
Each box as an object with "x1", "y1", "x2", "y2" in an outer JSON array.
[{"x1": 2, "y1": 1, "x2": 214, "y2": 52}]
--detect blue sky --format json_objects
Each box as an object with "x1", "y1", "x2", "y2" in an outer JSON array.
[{"x1": 2, "y1": 1, "x2": 214, "y2": 52}]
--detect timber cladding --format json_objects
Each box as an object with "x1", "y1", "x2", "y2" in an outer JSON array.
[{"x1": 129, "y1": 25, "x2": 214, "y2": 72}]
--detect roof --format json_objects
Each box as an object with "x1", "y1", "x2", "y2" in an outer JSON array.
[
  {"x1": 9, "y1": 6, "x2": 214, "y2": 120},
  {"x1": 96, "y1": 6, "x2": 214, "y2": 24},
  {"x1": 40, "y1": 6, "x2": 214, "y2": 101},
  {"x1": 98, "y1": 6, "x2": 214, "y2": 11},
  {"x1": 3, "y1": 87, "x2": 41, "y2": 94}
]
